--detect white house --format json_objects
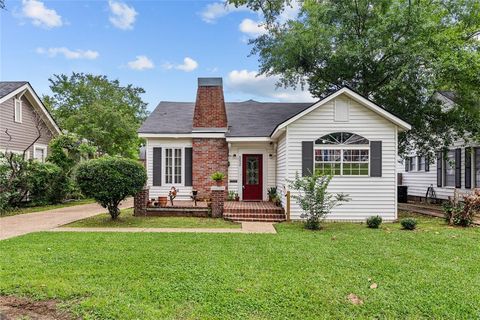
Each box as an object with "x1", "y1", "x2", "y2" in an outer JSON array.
[
  {"x1": 138, "y1": 77, "x2": 411, "y2": 221},
  {"x1": 399, "y1": 91, "x2": 479, "y2": 201}
]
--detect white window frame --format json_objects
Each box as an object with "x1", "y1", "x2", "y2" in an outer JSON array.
[
  {"x1": 417, "y1": 156, "x2": 425, "y2": 171},
  {"x1": 444, "y1": 150, "x2": 456, "y2": 187},
  {"x1": 314, "y1": 144, "x2": 370, "y2": 177},
  {"x1": 33, "y1": 144, "x2": 48, "y2": 162},
  {"x1": 14, "y1": 98, "x2": 23, "y2": 123},
  {"x1": 163, "y1": 147, "x2": 183, "y2": 186}
]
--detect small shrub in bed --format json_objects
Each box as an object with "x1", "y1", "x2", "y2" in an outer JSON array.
[
  {"x1": 401, "y1": 218, "x2": 417, "y2": 230},
  {"x1": 366, "y1": 215, "x2": 382, "y2": 228}
]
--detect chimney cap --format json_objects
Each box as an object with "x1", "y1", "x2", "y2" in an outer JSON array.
[{"x1": 198, "y1": 77, "x2": 222, "y2": 87}]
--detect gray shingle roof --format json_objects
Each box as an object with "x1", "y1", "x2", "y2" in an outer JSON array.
[
  {"x1": 0, "y1": 81, "x2": 28, "y2": 99},
  {"x1": 437, "y1": 91, "x2": 456, "y2": 102},
  {"x1": 138, "y1": 100, "x2": 314, "y2": 137}
]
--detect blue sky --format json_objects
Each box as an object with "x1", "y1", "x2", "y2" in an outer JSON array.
[{"x1": 0, "y1": 0, "x2": 313, "y2": 111}]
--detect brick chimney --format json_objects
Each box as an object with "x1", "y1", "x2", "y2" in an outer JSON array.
[
  {"x1": 193, "y1": 78, "x2": 228, "y2": 128},
  {"x1": 191, "y1": 78, "x2": 228, "y2": 200}
]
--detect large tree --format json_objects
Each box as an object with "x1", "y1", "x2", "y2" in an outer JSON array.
[
  {"x1": 44, "y1": 73, "x2": 148, "y2": 158},
  {"x1": 230, "y1": 0, "x2": 480, "y2": 156}
]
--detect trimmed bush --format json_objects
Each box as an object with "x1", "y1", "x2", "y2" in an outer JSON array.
[
  {"x1": 28, "y1": 161, "x2": 69, "y2": 205},
  {"x1": 401, "y1": 218, "x2": 417, "y2": 230},
  {"x1": 75, "y1": 156, "x2": 147, "y2": 219},
  {"x1": 366, "y1": 215, "x2": 382, "y2": 229}
]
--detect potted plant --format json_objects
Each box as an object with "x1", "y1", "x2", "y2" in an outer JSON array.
[
  {"x1": 268, "y1": 187, "x2": 277, "y2": 202},
  {"x1": 227, "y1": 191, "x2": 236, "y2": 201},
  {"x1": 158, "y1": 196, "x2": 168, "y2": 207},
  {"x1": 235, "y1": 193, "x2": 239, "y2": 201},
  {"x1": 211, "y1": 171, "x2": 225, "y2": 186}
]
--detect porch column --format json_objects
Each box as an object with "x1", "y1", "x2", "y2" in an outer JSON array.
[
  {"x1": 134, "y1": 187, "x2": 149, "y2": 216},
  {"x1": 211, "y1": 186, "x2": 225, "y2": 218}
]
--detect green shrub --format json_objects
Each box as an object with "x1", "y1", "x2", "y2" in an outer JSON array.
[
  {"x1": 288, "y1": 172, "x2": 348, "y2": 230},
  {"x1": 227, "y1": 191, "x2": 236, "y2": 201},
  {"x1": 28, "y1": 161, "x2": 69, "y2": 205},
  {"x1": 75, "y1": 156, "x2": 147, "y2": 219},
  {"x1": 401, "y1": 218, "x2": 417, "y2": 230},
  {"x1": 210, "y1": 171, "x2": 225, "y2": 181},
  {"x1": 366, "y1": 215, "x2": 382, "y2": 229}
]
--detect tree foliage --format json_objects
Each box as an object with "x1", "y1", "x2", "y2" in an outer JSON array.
[
  {"x1": 229, "y1": 0, "x2": 480, "y2": 156},
  {"x1": 47, "y1": 133, "x2": 97, "y2": 174},
  {"x1": 75, "y1": 157, "x2": 147, "y2": 219},
  {"x1": 288, "y1": 172, "x2": 348, "y2": 229},
  {"x1": 43, "y1": 73, "x2": 149, "y2": 158}
]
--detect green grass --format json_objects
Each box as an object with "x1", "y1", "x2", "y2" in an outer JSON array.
[
  {"x1": 65, "y1": 208, "x2": 241, "y2": 229},
  {"x1": 0, "y1": 198, "x2": 96, "y2": 217},
  {"x1": 1, "y1": 212, "x2": 479, "y2": 319}
]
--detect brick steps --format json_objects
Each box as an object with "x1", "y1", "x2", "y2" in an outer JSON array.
[{"x1": 224, "y1": 214, "x2": 286, "y2": 222}]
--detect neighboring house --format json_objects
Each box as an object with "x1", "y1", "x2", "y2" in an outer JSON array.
[
  {"x1": 0, "y1": 81, "x2": 61, "y2": 161},
  {"x1": 399, "y1": 91, "x2": 479, "y2": 201},
  {"x1": 139, "y1": 77, "x2": 411, "y2": 221}
]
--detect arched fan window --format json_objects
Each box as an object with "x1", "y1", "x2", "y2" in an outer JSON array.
[
  {"x1": 314, "y1": 132, "x2": 370, "y2": 176},
  {"x1": 315, "y1": 132, "x2": 369, "y2": 145}
]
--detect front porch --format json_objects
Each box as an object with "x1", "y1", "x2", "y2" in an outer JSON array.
[{"x1": 224, "y1": 201, "x2": 286, "y2": 222}]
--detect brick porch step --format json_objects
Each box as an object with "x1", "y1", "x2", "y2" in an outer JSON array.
[
  {"x1": 223, "y1": 213, "x2": 286, "y2": 222},
  {"x1": 223, "y1": 201, "x2": 286, "y2": 222}
]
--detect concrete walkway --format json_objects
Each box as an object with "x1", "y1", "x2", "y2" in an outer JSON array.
[
  {"x1": 51, "y1": 221, "x2": 277, "y2": 234},
  {"x1": 0, "y1": 199, "x2": 133, "y2": 240}
]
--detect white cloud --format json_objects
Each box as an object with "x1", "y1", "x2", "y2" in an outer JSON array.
[
  {"x1": 200, "y1": 2, "x2": 249, "y2": 23},
  {"x1": 227, "y1": 70, "x2": 315, "y2": 102},
  {"x1": 36, "y1": 47, "x2": 99, "y2": 60},
  {"x1": 22, "y1": 0, "x2": 63, "y2": 28},
  {"x1": 239, "y1": 18, "x2": 267, "y2": 37},
  {"x1": 127, "y1": 55, "x2": 154, "y2": 70},
  {"x1": 162, "y1": 57, "x2": 198, "y2": 72},
  {"x1": 108, "y1": 0, "x2": 137, "y2": 30}
]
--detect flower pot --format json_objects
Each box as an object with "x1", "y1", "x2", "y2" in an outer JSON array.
[
  {"x1": 235, "y1": 196, "x2": 239, "y2": 201},
  {"x1": 158, "y1": 196, "x2": 168, "y2": 207},
  {"x1": 215, "y1": 180, "x2": 223, "y2": 186}
]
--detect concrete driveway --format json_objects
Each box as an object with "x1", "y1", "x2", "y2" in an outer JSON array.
[{"x1": 0, "y1": 198, "x2": 133, "y2": 240}]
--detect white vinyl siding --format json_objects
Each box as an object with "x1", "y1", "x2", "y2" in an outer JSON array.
[
  {"x1": 146, "y1": 138, "x2": 192, "y2": 199},
  {"x1": 285, "y1": 94, "x2": 398, "y2": 221},
  {"x1": 276, "y1": 133, "x2": 287, "y2": 205},
  {"x1": 400, "y1": 141, "x2": 479, "y2": 200}
]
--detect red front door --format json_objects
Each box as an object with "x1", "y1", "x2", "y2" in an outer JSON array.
[{"x1": 242, "y1": 154, "x2": 263, "y2": 201}]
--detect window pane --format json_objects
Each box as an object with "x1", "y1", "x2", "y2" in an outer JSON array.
[
  {"x1": 35, "y1": 148, "x2": 44, "y2": 162},
  {"x1": 445, "y1": 151, "x2": 455, "y2": 186},
  {"x1": 165, "y1": 149, "x2": 172, "y2": 184},
  {"x1": 174, "y1": 149, "x2": 182, "y2": 184}
]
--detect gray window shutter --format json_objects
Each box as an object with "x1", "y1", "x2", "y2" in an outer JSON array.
[
  {"x1": 405, "y1": 158, "x2": 409, "y2": 172},
  {"x1": 370, "y1": 141, "x2": 382, "y2": 177},
  {"x1": 455, "y1": 148, "x2": 461, "y2": 188},
  {"x1": 302, "y1": 141, "x2": 313, "y2": 176},
  {"x1": 437, "y1": 152, "x2": 442, "y2": 187},
  {"x1": 465, "y1": 147, "x2": 472, "y2": 189},
  {"x1": 152, "y1": 147, "x2": 162, "y2": 186},
  {"x1": 425, "y1": 156, "x2": 430, "y2": 172},
  {"x1": 185, "y1": 147, "x2": 193, "y2": 186}
]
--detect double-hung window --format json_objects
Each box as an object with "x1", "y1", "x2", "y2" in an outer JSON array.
[
  {"x1": 314, "y1": 132, "x2": 369, "y2": 176},
  {"x1": 165, "y1": 148, "x2": 182, "y2": 184},
  {"x1": 418, "y1": 156, "x2": 425, "y2": 171},
  {"x1": 444, "y1": 150, "x2": 456, "y2": 187}
]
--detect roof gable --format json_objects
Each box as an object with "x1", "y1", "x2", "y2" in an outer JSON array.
[
  {"x1": 0, "y1": 82, "x2": 61, "y2": 135},
  {"x1": 271, "y1": 87, "x2": 411, "y2": 138}
]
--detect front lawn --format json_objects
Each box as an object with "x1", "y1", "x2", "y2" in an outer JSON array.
[
  {"x1": 65, "y1": 208, "x2": 241, "y2": 228},
  {"x1": 1, "y1": 212, "x2": 479, "y2": 319},
  {"x1": 0, "y1": 198, "x2": 96, "y2": 218}
]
